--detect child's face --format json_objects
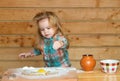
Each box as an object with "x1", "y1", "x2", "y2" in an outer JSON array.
[{"x1": 38, "y1": 18, "x2": 57, "y2": 38}]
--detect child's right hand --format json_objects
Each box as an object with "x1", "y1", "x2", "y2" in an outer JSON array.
[{"x1": 19, "y1": 52, "x2": 33, "y2": 59}]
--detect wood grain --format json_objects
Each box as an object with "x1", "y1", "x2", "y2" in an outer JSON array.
[
  {"x1": 0, "y1": 0, "x2": 96, "y2": 7},
  {"x1": 0, "y1": 35, "x2": 119, "y2": 47},
  {"x1": 0, "y1": 47, "x2": 120, "y2": 60},
  {"x1": 0, "y1": 0, "x2": 120, "y2": 7},
  {"x1": 0, "y1": 8, "x2": 120, "y2": 21},
  {"x1": 0, "y1": 35, "x2": 35, "y2": 47},
  {"x1": 68, "y1": 34, "x2": 120, "y2": 47},
  {"x1": 0, "y1": 61, "x2": 44, "y2": 71},
  {"x1": 0, "y1": 21, "x2": 120, "y2": 34}
]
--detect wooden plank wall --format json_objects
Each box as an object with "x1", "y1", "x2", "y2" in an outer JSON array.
[{"x1": 0, "y1": 0, "x2": 120, "y2": 72}]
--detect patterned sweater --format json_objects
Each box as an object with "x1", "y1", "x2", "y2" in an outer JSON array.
[{"x1": 33, "y1": 34, "x2": 71, "y2": 67}]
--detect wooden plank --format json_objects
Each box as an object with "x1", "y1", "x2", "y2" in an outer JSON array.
[
  {"x1": 0, "y1": 35, "x2": 35, "y2": 47},
  {"x1": 68, "y1": 47, "x2": 120, "y2": 60},
  {"x1": 0, "y1": 22, "x2": 36, "y2": 34},
  {"x1": 0, "y1": 8, "x2": 120, "y2": 21},
  {"x1": 0, "y1": 0, "x2": 120, "y2": 7},
  {"x1": 0, "y1": 47, "x2": 120, "y2": 61},
  {"x1": 0, "y1": 34, "x2": 120, "y2": 47},
  {"x1": 63, "y1": 21, "x2": 120, "y2": 34},
  {"x1": 0, "y1": 48, "x2": 42, "y2": 60},
  {"x1": 68, "y1": 34, "x2": 120, "y2": 47},
  {"x1": 0, "y1": 60, "x2": 101, "y2": 71},
  {"x1": 0, "y1": 61, "x2": 44, "y2": 71},
  {"x1": 0, "y1": 21, "x2": 120, "y2": 34},
  {"x1": 99, "y1": 0, "x2": 120, "y2": 7},
  {"x1": 0, "y1": 0, "x2": 97, "y2": 7}
]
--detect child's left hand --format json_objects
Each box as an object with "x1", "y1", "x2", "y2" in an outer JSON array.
[{"x1": 53, "y1": 41, "x2": 63, "y2": 50}]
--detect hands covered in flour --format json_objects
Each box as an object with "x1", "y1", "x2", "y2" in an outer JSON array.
[{"x1": 53, "y1": 41, "x2": 63, "y2": 50}]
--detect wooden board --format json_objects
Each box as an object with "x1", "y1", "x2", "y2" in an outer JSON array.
[
  {"x1": 0, "y1": 0, "x2": 96, "y2": 7},
  {"x1": 0, "y1": 34, "x2": 120, "y2": 47},
  {"x1": 0, "y1": 21, "x2": 120, "y2": 34},
  {"x1": 0, "y1": 47, "x2": 120, "y2": 60},
  {"x1": 0, "y1": 8, "x2": 120, "y2": 21},
  {"x1": 0, "y1": 0, "x2": 120, "y2": 7}
]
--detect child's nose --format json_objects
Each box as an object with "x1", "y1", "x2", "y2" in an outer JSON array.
[{"x1": 44, "y1": 29, "x2": 48, "y2": 33}]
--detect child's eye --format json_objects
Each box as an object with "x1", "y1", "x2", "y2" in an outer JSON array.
[{"x1": 47, "y1": 27, "x2": 51, "y2": 30}]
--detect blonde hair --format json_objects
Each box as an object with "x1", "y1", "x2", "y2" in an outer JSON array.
[{"x1": 33, "y1": 11, "x2": 69, "y2": 50}]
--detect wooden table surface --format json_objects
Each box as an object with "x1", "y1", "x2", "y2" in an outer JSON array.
[
  {"x1": 1, "y1": 68, "x2": 77, "y2": 81},
  {"x1": 1, "y1": 69, "x2": 120, "y2": 81},
  {"x1": 78, "y1": 69, "x2": 120, "y2": 81}
]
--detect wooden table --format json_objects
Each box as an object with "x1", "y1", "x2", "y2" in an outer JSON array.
[
  {"x1": 1, "y1": 69, "x2": 120, "y2": 81},
  {"x1": 78, "y1": 69, "x2": 120, "y2": 81},
  {"x1": 1, "y1": 68, "x2": 77, "y2": 81}
]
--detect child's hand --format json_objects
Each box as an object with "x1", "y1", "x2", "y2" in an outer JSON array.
[
  {"x1": 19, "y1": 52, "x2": 34, "y2": 59},
  {"x1": 53, "y1": 41, "x2": 63, "y2": 50}
]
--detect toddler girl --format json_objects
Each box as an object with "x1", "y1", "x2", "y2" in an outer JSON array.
[{"x1": 19, "y1": 11, "x2": 71, "y2": 67}]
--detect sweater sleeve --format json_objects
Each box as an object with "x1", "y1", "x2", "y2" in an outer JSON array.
[{"x1": 33, "y1": 48, "x2": 41, "y2": 56}]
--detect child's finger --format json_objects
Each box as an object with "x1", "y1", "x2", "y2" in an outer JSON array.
[{"x1": 19, "y1": 53, "x2": 26, "y2": 58}]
